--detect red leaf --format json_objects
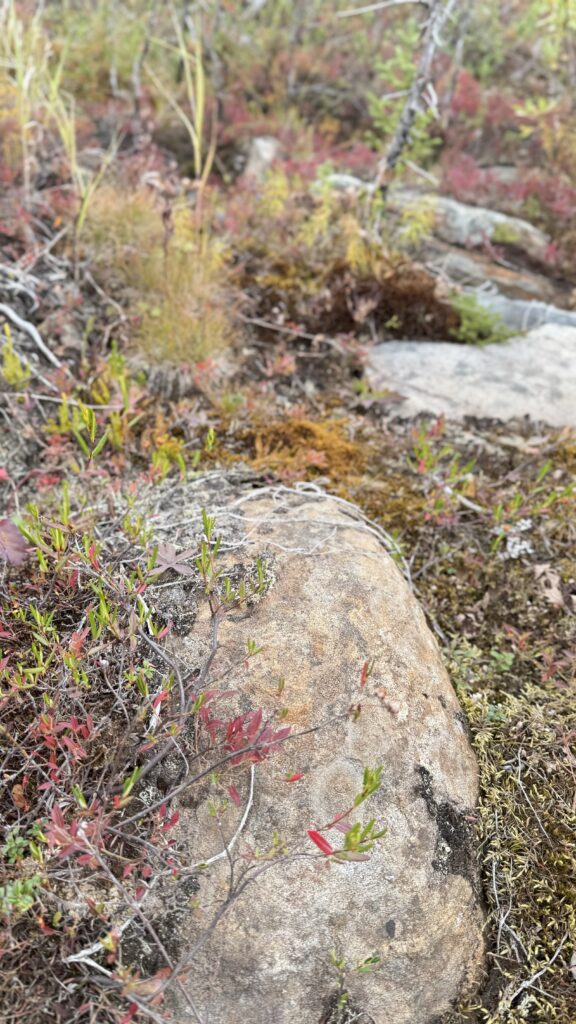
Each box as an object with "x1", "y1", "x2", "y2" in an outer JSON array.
[
  {"x1": 0, "y1": 519, "x2": 29, "y2": 567},
  {"x1": 152, "y1": 690, "x2": 168, "y2": 710},
  {"x1": 360, "y1": 660, "x2": 369, "y2": 687},
  {"x1": 37, "y1": 916, "x2": 58, "y2": 935},
  {"x1": 228, "y1": 785, "x2": 242, "y2": 807},
  {"x1": 332, "y1": 819, "x2": 352, "y2": 834},
  {"x1": 51, "y1": 804, "x2": 65, "y2": 828},
  {"x1": 307, "y1": 830, "x2": 334, "y2": 856},
  {"x1": 0, "y1": 468, "x2": 8, "y2": 481},
  {"x1": 61, "y1": 735, "x2": 87, "y2": 758},
  {"x1": 285, "y1": 772, "x2": 305, "y2": 783},
  {"x1": 162, "y1": 810, "x2": 180, "y2": 832},
  {"x1": 119, "y1": 1002, "x2": 139, "y2": 1024}
]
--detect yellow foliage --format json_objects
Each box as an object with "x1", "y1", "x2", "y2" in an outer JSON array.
[
  {"x1": 395, "y1": 199, "x2": 437, "y2": 250},
  {"x1": 1, "y1": 325, "x2": 31, "y2": 388},
  {"x1": 84, "y1": 187, "x2": 234, "y2": 363},
  {"x1": 258, "y1": 169, "x2": 291, "y2": 219}
]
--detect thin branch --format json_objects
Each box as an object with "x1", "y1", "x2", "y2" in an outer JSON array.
[
  {"x1": 0, "y1": 303, "x2": 62, "y2": 368},
  {"x1": 508, "y1": 933, "x2": 569, "y2": 1007},
  {"x1": 374, "y1": 0, "x2": 460, "y2": 190},
  {"x1": 187, "y1": 764, "x2": 255, "y2": 871},
  {"x1": 338, "y1": 0, "x2": 428, "y2": 17}
]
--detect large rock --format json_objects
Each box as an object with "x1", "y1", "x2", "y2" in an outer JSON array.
[
  {"x1": 390, "y1": 191, "x2": 552, "y2": 267},
  {"x1": 157, "y1": 486, "x2": 484, "y2": 1023},
  {"x1": 368, "y1": 324, "x2": 576, "y2": 426}
]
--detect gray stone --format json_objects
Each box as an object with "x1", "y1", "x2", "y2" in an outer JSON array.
[
  {"x1": 367, "y1": 325, "x2": 576, "y2": 426},
  {"x1": 162, "y1": 488, "x2": 484, "y2": 1024},
  {"x1": 428, "y1": 245, "x2": 561, "y2": 303},
  {"x1": 389, "y1": 191, "x2": 552, "y2": 266},
  {"x1": 242, "y1": 136, "x2": 282, "y2": 180},
  {"x1": 323, "y1": 172, "x2": 375, "y2": 193},
  {"x1": 473, "y1": 292, "x2": 576, "y2": 332}
]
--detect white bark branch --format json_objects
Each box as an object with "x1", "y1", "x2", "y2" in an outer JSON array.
[
  {"x1": 0, "y1": 303, "x2": 62, "y2": 368},
  {"x1": 374, "y1": 0, "x2": 460, "y2": 190}
]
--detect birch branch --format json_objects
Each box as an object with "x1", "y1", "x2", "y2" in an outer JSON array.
[{"x1": 374, "y1": 0, "x2": 460, "y2": 192}]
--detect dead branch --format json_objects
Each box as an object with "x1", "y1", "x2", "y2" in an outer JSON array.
[
  {"x1": 374, "y1": 0, "x2": 460, "y2": 192},
  {"x1": 0, "y1": 303, "x2": 63, "y2": 369},
  {"x1": 338, "y1": 0, "x2": 429, "y2": 17}
]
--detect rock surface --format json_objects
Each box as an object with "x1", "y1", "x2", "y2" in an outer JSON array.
[
  {"x1": 160, "y1": 486, "x2": 484, "y2": 1024},
  {"x1": 472, "y1": 292, "x2": 576, "y2": 332},
  {"x1": 368, "y1": 324, "x2": 576, "y2": 426},
  {"x1": 390, "y1": 191, "x2": 552, "y2": 267},
  {"x1": 426, "y1": 244, "x2": 563, "y2": 304},
  {"x1": 242, "y1": 135, "x2": 282, "y2": 180}
]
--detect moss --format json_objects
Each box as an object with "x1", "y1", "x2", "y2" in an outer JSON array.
[
  {"x1": 450, "y1": 683, "x2": 576, "y2": 1023},
  {"x1": 243, "y1": 418, "x2": 365, "y2": 483}
]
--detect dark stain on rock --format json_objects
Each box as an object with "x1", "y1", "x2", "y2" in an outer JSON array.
[
  {"x1": 455, "y1": 708, "x2": 472, "y2": 741},
  {"x1": 385, "y1": 918, "x2": 396, "y2": 939},
  {"x1": 415, "y1": 766, "x2": 477, "y2": 889}
]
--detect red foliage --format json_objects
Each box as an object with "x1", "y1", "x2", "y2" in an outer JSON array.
[
  {"x1": 451, "y1": 71, "x2": 482, "y2": 118},
  {"x1": 307, "y1": 830, "x2": 334, "y2": 855},
  {"x1": 442, "y1": 154, "x2": 484, "y2": 199}
]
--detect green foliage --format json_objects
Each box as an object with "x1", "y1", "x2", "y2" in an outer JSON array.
[
  {"x1": 449, "y1": 293, "x2": 513, "y2": 346},
  {"x1": 366, "y1": 17, "x2": 440, "y2": 171},
  {"x1": 1, "y1": 325, "x2": 31, "y2": 388},
  {"x1": 0, "y1": 875, "x2": 41, "y2": 916}
]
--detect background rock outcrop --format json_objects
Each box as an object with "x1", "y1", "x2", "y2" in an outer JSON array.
[{"x1": 368, "y1": 324, "x2": 576, "y2": 426}]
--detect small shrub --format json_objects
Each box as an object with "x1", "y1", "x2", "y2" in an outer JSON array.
[
  {"x1": 449, "y1": 293, "x2": 513, "y2": 346},
  {"x1": 84, "y1": 185, "x2": 234, "y2": 362}
]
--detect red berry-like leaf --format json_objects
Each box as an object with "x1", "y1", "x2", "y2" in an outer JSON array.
[{"x1": 307, "y1": 830, "x2": 334, "y2": 856}]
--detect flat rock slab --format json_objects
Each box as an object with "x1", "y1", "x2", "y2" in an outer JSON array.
[
  {"x1": 152, "y1": 485, "x2": 484, "y2": 1024},
  {"x1": 368, "y1": 325, "x2": 576, "y2": 426}
]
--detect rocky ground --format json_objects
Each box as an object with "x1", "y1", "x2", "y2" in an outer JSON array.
[{"x1": 1, "y1": 3, "x2": 576, "y2": 1021}]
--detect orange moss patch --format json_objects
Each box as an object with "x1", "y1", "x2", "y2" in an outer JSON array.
[{"x1": 243, "y1": 418, "x2": 364, "y2": 483}]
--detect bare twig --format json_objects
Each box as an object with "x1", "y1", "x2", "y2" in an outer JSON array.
[
  {"x1": 0, "y1": 303, "x2": 62, "y2": 368},
  {"x1": 187, "y1": 764, "x2": 256, "y2": 871},
  {"x1": 507, "y1": 933, "x2": 569, "y2": 1008},
  {"x1": 338, "y1": 0, "x2": 428, "y2": 17}
]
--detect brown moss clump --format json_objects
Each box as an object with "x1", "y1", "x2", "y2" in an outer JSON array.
[
  {"x1": 234, "y1": 170, "x2": 457, "y2": 341},
  {"x1": 243, "y1": 418, "x2": 364, "y2": 483}
]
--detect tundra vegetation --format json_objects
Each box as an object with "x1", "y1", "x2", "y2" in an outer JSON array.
[{"x1": 0, "y1": 1, "x2": 575, "y2": 1022}]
